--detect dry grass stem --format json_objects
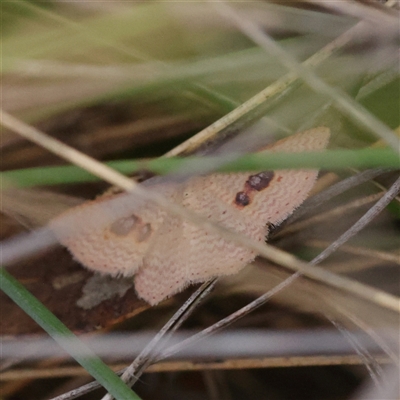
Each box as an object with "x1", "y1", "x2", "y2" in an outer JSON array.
[
  {"x1": 103, "y1": 279, "x2": 217, "y2": 398},
  {"x1": 1, "y1": 354, "x2": 392, "y2": 382},
  {"x1": 279, "y1": 192, "x2": 384, "y2": 237},
  {"x1": 287, "y1": 169, "x2": 389, "y2": 224},
  {"x1": 308, "y1": 240, "x2": 400, "y2": 266},
  {"x1": 312, "y1": 177, "x2": 400, "y2": 264},
  {"x1": 0, "y1": 110, "x2": 137, "y2": 192}
]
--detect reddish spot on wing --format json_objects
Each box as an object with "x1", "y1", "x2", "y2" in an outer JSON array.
[
  {"x1": 234, "y1": 170, "x2": 275, "y2": 208},
  {"x1": 246, "y1": 171, "x2": 275, "y2": 191},
  {"x1": 235, "y1": 191, "x2": 250, "y2": 207}
]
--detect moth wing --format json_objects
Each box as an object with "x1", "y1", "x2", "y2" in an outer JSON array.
[
  {"x1": 49, "y1": 183, "x2": 176, "y2": 277},
  {"x1": 182, "y1": 127, "x2": 330, "y2": 284},
  {"x1": 134, "y1": 213, "x2": 188, "y2": 305},
  {"x1": 134, "y1": 185, "x2": 194, "y2": 304},
  {"x1": 182, "y1": 176, "x2": 265, "y2": 278},
  {"x1": 134, "y1": 179, "x2": 265, "y2": 305},
  {"x1": 134, "y1": 127, "x2": 330, "y2": 305},
  {"x1": 236, "y1": 127, "x2": 331, "y2": 225}
]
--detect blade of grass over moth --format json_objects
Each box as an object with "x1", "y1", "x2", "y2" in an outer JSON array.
[
  {"x1": 0, "y1": 269, "x2": 141, "y2": 400},
  {"x1": 3, "y1": 149, "x2": 399, "y2": 188},
  {"x1": 213, "y1": 2, "x2": 400, "y2": 153}
]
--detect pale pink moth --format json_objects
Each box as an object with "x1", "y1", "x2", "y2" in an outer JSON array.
[{"x1": 50, "y1": 127, "x2": 330, "y2": 305}]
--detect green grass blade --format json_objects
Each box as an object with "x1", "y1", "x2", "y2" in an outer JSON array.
[
  {"x1": 0, "y1": 268, "x2": 141, "y2": 400},
  {"x1": 3, "y1": 148, "x2": 399, "y2": 187}
]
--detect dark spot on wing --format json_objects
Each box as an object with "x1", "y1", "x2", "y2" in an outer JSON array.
[
  {"x1": 235, "y1": 191, "x2": 250, "y2": 207},
  {"x1": 246, "y1": 171, "x2": 274, "y2": 191},
  {"x1": 234, "y1": 171, "x2": 276, "y2": 209}
]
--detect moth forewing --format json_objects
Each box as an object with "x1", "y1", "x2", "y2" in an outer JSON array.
[
  {"x1": 49, "y1": 182, "x2": 176, "y2": 277},
  {"x1": 50, "y1": 127, "x2": 330, "y2": 305}
]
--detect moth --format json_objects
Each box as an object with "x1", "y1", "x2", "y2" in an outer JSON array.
[{"x1": 49, "y1": 127, "x2": 330, "y2": 305}]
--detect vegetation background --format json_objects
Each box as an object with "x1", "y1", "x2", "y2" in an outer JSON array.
[{"x1": 1, "y1": 1, "x2": 399, "y2": 399}]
